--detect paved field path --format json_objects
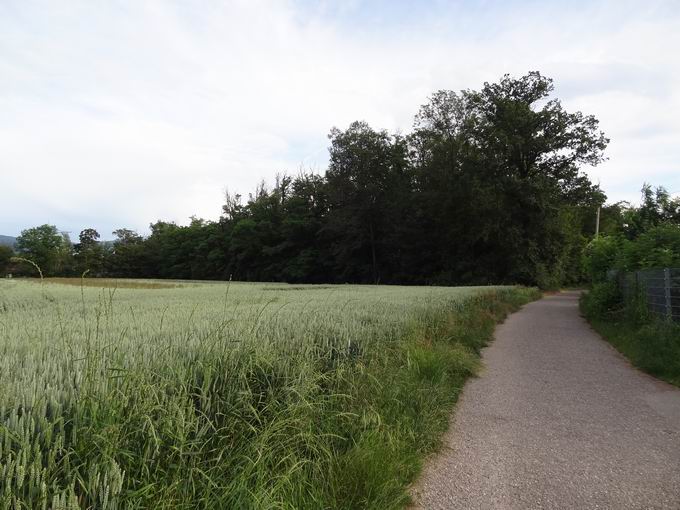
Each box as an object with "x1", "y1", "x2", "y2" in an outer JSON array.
[{"x1": 412, "y1": 291, "x2": 680, "y2": 510}]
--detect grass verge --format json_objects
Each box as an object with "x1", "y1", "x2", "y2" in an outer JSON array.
[
  {"x1": 322, "y1": 286, "x2": 541, "y2": 508},
  {"x1": 580, "y1": 284, "x2": 680, "y2": 388}
]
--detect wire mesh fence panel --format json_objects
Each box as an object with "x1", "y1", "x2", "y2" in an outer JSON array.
[
  {"x1": 671, "y1": 268, "x2": 680, "y2": 321},
  {"x1": 612, "y1": 268, "x2": 680, "y2": 322},
  {"x1": 639, "y1": 269, "x2": 668, "y2": 319}
]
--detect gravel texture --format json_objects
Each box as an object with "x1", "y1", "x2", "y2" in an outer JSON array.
[{"x1": 412, "y1": 291, "x2": 680, "y2": 510}]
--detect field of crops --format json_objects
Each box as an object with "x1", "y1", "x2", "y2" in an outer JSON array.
[{"x1": 0, "y1": 278, "x2": 533, "y2": 509}]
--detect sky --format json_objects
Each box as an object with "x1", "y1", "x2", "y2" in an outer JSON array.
[{"x1": 1, "y1": 0, "x2": 679, "y2": 238}]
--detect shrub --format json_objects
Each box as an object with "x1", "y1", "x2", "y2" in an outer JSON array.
[
  {"x1": 582, "y1": 235, "x2": 625, "y2": 283},
  {"x1": 626, "y1": 223, "x2": 680, "y2": 270},
  {"x1": 635, "y1": 321, "x2": 680, "y2": 382},
  {"x1": 580, "y1": 280, "x2": 623, "y2": 319}
]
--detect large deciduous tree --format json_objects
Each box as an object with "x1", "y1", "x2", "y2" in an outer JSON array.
[
  {"x1": 409, "y1": 72, "x2": 608, "y2": 285},
  {"x1": 75, "y1": 228, "x2": 105, "y2": 275},
  {"x1": 324, "y1": 121, "x2": 410, "y2": 283},
  {"x1": 15, "y1": 224, "x2": 72, "y2": 276},
  {"x1": 107, "y1": 229, "x2": 147, "y2": 277}
]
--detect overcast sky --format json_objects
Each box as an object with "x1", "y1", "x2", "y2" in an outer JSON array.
[{"x1": 1, "y1": 0, "x2": 679, "y2": 238}]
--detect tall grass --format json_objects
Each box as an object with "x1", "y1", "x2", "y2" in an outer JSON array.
[{"x1": 0, "y1": 279, "x2": 538, "y2": 508}]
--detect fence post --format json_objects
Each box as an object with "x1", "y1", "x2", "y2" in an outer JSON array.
[{"x1": 664, "y1": 268, "x2": 672, "y2": 320}]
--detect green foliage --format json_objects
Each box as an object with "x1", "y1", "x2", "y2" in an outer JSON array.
[
  {"x1": 624, "y1": 223, "x2": 680, "y2": 270},
  {"x1": 621, "y1": 184, "x2": 680, "y2": 239},
  {"x1": 203, "y1": 72, "x2": 605, "y2": 287},
  {"x1": 582, "y1": 223, "x2": 680, "y2": 281},
  {"x1": 580, "y1": 277, "x2": 653, "y2": 327},
  {"x1": 580, "y1": 280, "x2": 623, "y2": 319},
  {"x1": 402, "y1": 72, "x2": 606, "y2": 286},
  {"x1": 582, "y1": 236, "x2": 623, "y2": 283},
  {"x1": 106, "y1": 228, "x2": 147, "y2": 277},
  {"x1": 324, "y1": 122, "x2": 410, "y2": 284},
  {"x1": 16, "y1": 72, "x2": 609, "y2": 287},
  {"x1": 0, "y1": 279, "x2": 538, "y2": 508},
  {"x1": 580, "y1": 187, "x2": 680, "y2": 388},
  {"x1": 15, "y1": 224, "x2": 72, "y2": 276},
  {"x1": 632, "y1": 322, "x2": 680, "y2": 384},
  {"x1": 74, "y1": 228, "x2": 106, "y2": 276},
  {"x1": 0, "y1": 245, "x2": 13, "y2": 276}
]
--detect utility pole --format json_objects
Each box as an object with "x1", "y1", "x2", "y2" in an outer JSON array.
[{"x1": 595, "y1": 206, "x2": 601, "y2": 238}]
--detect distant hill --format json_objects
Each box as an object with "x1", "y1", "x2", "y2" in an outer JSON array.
[{"x1": 0, "y1": 235, "x2": 16, "y2": 248}]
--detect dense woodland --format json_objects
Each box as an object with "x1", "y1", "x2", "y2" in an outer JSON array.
[{"x1": 3, "y1": 73, "x2": 678, "y2": 287}]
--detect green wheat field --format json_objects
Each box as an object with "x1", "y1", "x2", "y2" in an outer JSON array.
[{"x1": 0, "y1": 278, "x2": 534, "y2": 509}]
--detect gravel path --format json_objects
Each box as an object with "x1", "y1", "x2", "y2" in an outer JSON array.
[{"x1": 412, "y1": 291, "x2": 680, "y2": 509}]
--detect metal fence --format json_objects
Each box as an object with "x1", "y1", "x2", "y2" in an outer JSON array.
[{"x1": 611, "y1": 268, "x2": 680, "y2": 322}]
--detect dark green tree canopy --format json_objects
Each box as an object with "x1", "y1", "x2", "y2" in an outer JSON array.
[
  {"x1": 113, "y1": 229, "x2": 143, "y2": 245},
  {"x1": 14, "y1": 72, "x2": 621, "y2": 287},
  {"x1": 0, "y1": 245, "x2": 13, "y2": 276},
  {"x1": 74, "y1": 228, "x2": 105, "y2": 275},
  {"x1": 413, "y1": 72, "x2": 608, "y2": 197},
  {"x1": 405, "y1": 72, "x2": 609, "y2": 285},
  {"x1": 15, "y1": 224, "x2": 70, "y2": 276},
  {"x1": 79, "y1": 228, "x2": 100, "y2": 246}
]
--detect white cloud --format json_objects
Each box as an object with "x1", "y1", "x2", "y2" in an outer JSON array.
[{"x1": 1, "y1": 0, "x2": 679, "y2": 237}]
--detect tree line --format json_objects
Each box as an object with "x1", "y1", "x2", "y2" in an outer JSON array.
[
  {"x1": 583, "y1": 184, "x2": 680, "y2": 283},
  {"x1": 6, "y1": 72, "x2": 660, "y2": 288}
]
